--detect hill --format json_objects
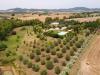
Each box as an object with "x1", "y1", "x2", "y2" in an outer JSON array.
[{"x1": 0, "y1": 7, "x2": 100, "y2": 12}]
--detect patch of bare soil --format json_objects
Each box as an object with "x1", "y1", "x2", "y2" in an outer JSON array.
[
  {"x1": 70, "y1": 35, "x2": 100, "y2": 75},
  {"x1": 0, "y1": 66, "x2": 17, "y2": 75},
  {"x1": 67, "y1": 16, "x2": 100, "y2": 22},
  {"x1": 16, "y1": 13, "x2": 73, "y2": 22}
]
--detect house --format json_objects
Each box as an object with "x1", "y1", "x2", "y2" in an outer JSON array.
[
  {"x1": 50, "y1": 22, "x2": 59, "y2": 25},
  {"x1": 61, "y1": 27, "x2": 67, "y2": 30}
]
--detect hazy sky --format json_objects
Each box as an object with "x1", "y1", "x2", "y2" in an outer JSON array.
[{"x1": 0, "y1": 0, "x2": 100, "y2": 10}]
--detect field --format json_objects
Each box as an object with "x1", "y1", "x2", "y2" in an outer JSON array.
[
  {"x1": 0, "y1": 12, "x2": 100, "y2": 75},
  {"x1": 67, "y1": 16, "x2": 100, "y2": 22},
  {"x1": 1, "y1": 12, "x2": 100, "y2": 22},
  {"x1": 69, "y1": 31, "x2": 100, "y2": 75},
  {"x1": 17, "y1": 13, "x2": 73, "y2": 22},
  {"x1": 8, "y1": 26, "x2": 84, "y2": 75},
  {"x1": 0, "y1": 12, "x2": 73, "y2": 22},
  {"x1": 73, "y1": 32, "x2": 100, "y2": 75}
]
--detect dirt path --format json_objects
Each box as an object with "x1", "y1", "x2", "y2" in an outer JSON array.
[{"x1": 77, "y1": 35, "x2": 100, "y2": 75}]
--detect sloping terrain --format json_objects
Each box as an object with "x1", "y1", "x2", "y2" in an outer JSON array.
[
  {"x1": 67, "y1": 16, "x2": 100, "y2": 22},
  {"x1": 77, "y1": 35, "x2": 100, "y2": 75}
]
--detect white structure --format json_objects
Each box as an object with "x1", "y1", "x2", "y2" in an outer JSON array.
[
  {"x1": 45, "y1": 28, "x2": 60, "y2": 32},
  {"x1": 49, "y1": 28, "x2": 59, "y2": 31},
  {"x1": 58, "y1": 30, "x2": 72, "y2": 36},
  {"x1": 61, "y1": 27, "x2": 67, "y2": 30},
  {"x1": 51, "y1": 22, "x2": 59, "y2": 25},
  {"x1": 58, "y1": 32, "x2": 68, "y2": 36}
]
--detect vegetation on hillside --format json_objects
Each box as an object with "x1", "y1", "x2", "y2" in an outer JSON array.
[{"x1": 0, "y1": 16, "x2": 100, "y2": 75}]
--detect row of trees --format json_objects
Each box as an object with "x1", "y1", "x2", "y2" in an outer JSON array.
[
  {"x1": 0, "y1": 17, "x2": 100, "y2": 40},
  {"x1": 69, "y1": 13, "x2": 91, "y2": 19},
  {"x1": 0, "y1": 19, "x2": 43, "y2": 40},
  {"x1": 17, "y1": 28, "x2": 85, "y2": 75}
]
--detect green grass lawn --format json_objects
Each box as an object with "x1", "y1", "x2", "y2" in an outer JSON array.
[
  {"x1": 0, "y1": 26, "x2": 30, "y2": 65},
  {"x1": 3, "y1": 27, "x2": 27, "y2": 51}
]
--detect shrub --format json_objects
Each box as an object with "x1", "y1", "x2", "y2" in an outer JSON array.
[
  {"x1": 32, "y1": 50, "x2": 35, "y2": 53},
  {"x1": 61, "y1": 47, "x2": 66, "y2": 53},
  {"x1": 75, "y1": 39, "x2": 84, "y2": 48},
  {"x1": 65, "y1": 54, "x2": 70, "y2": 61},
  {"x1": 62, "y1": 61, "x2": 66, "y2": 66},
  {"x1": 1, "y1": 55, "x2": 16, "y2": 64},
  {"x1": 72, "y1": 46, "x2": 77, "y2": 51},
  {"x1": 65, "y1": 72, "x2": 69, "y2": 75},
  {"x1": 46, "y1": 61, "x2": 54, "y2": 70},
  {"x1": 32, "y1": 64, "x2": 40, "y2": 72},
  {"x1": 63, "y1": 40, "x2": 67, "y2": 45},
  {"x1": 56, "y1": 47, "x2": 60, "y2": 51},
  {"x1": 27, "y1": 62, "x2": 32, "y2": 68},
  {"x1": 11, "y1": 13, "x2": 15, "y2": 16},
  {"x1": 71, "y1": 39, "x2": 75, "y2": 43},
  {"x1": 33, "y1": 45, "x2": 36, "y2": 48},
  {"x1": 0, "y1": 43, "x2": 7, "y2": 51},
  {"x1": 37, "y1": 33, "x2": 41, "y2": 38},
  {"x1": 70, "y1": 50, "x2": 74, "y2": 56},
  {"x1": 65, "y1": 38, "x2": 69, "y2": 42},
  {"x1": 75, "y1": 36, "x2": 78, "y2": 41},
  {"x1": 85, "y1": 29, "x2": 90, "y2": 36},
  {"x1": 41, "y1": 59, "x2": 45, "y2": 65},
  {"x1": 46, "y1": 55, "x2": 51, "y2": 60},
  {"x1": 66, "y1": 45, "x2": 70, "y2": 50},
  {"x1": 51, "y1": 50, "x2": 56, "y2": 55},
  {"x1": 60, "y1": 44, "x2": 63, "y2": 48},
  {"x1": 23, "y1": 59, "x2": 28, "y2": 65},
  {"x1": 58, "y1": 38, "x2": 61, "y2": 44},
  {"x1": 41, "y1": 48, "x2": 45, "y2": 51},
  {"x1": 53, "y1": 57, "x2": 59, "y2": 63},
  {"x1": 80, "y1": 39, "x2": 84, "y2": 44},
  {"x1": 40, "y1": 35, "x2": 46, "y2": 40},
  {"x1": 30, "y1": 53, "x2": 35, "y2": 59},
  {"x1": 46, "y1": 48, "x2": 50, "y2": 53},
  {"x1": 57, "y1": 52, "x2": 63, "y2": 58},
  {"x1": 40, "y1": 70, "x2": 47, "y2": 75},
  {"x1": 75, "y1": 42, "x2": 81, "y2": 48},
  {"x1": 55, "y1": 66, "x2": 61, "y2": 74},
  {"x1": 69, "y1": 41, "x2": 73, "y2": 46},
  {"x1": 35, "y1": 55, "x2": 40, "y2": 62},
  {"x1": 34, "y1": 39, "x2": 37, "y2": 44},
  {"x1": 35, "y1": 49, "x2": 41, "y2": 55},
  {"x1": 19, "y1": 55, "x2": 23, "y2": 61},
  {"x1": 54, "y1": 41, "x2": 59, "y2": 46}
]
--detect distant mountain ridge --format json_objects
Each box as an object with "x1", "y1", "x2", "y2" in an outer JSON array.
[{"x1": 1, "y1": 7, "x2": 100, "y2": 12}]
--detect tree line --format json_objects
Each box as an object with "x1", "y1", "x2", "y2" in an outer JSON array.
[{"x1": 0, "y1": 18, "x2": 100, "y2": 40}]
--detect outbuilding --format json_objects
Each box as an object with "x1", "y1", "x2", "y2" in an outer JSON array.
[{"x1": 51, "y1": 22, "x2": 59, "y2": 25}]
